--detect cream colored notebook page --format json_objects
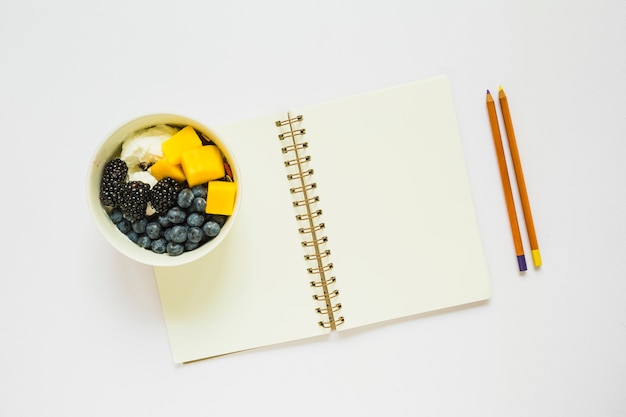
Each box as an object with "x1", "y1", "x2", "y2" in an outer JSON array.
[
  {"x1": 284, "y1": 76, "x2": 491, "y2": 332},
  {"x1": 154, "y1": 76, "x2": 491, "y2": 363}
]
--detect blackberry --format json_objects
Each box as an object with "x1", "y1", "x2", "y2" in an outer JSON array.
[
  {"x1": 150, "y1": 177, "x2": 179, "y2": 214},
  {"x1": 119, "y1": 181, "x2": 150, "y2": 222},
  {"x1": 99, "y1": 158, "x2": 128, "y2": 207}
]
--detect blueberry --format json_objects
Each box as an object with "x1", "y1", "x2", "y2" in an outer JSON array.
[
  {"x1": 177, "y1": 188, "x2": 194, "y2": 208},
  {"x1": 117, "y1": 218, "x2": 132, "y2": 234},
  {"x1": 191, "y1": 184, "x2": 208, "y2": 198},
  {"x1": 137, "y1": 234, "x2": 152, "y2": 249},
  {"x1": 211, "y1": 215, "x2": 227, "y2": 227},
  {"x1": 145, "y1": 222, "x2": 161, "y2": 239},
  {"x1": 109, "y1": 207, "x2": 124, "y2": 224},
  {"x1": 167, "y1": 207, "x2": 186, "y2": 224},
  {"x1": 163, "y1": 227, "x2": 173, "y2": 241},
  {"x1": 166, "y1": 242, "x2": 184, "y2": 256},
  {"x1": 187, "y1": 212, "x2": 204, "y2": 227},
  {"x1": 170, "y1": 225, "x2": 188, "y2": 243},
  {"x1": 203, "y1": 220, "x2": 221, "y2": 238},
  {"x1": 184, "y1": 241, "x2": 200, "y2": 252},
  {"x1": 188, "y1": 226, "x2": 204, "y2": 243},
  {"x1": 191, "y1": 197, "x2": 206, "y2": 213},
  {"x1": 126, "y1": 230, "x2": 139, "y2": 243},
  {"x1": 132, "y1": 217, "x2": 148, "y2": 234},
  {"x1": 151, "y1": 238, "x2": 167, "y2": 254},
  {"x1": 157, "y1": 213, "x2": 172, "y2": 228}
]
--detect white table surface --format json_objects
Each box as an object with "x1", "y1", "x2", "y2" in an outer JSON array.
[{"x1": 1, "y1": 1, "x2": 625, "y2": 416}]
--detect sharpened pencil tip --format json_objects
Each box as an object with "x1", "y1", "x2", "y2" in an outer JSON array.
[
  {"x1": 486, "y1": 89, "x2": 491, "y2": 95},
  {"x1": 499, "y1": 85, "x2": 503, "y2": 91}
]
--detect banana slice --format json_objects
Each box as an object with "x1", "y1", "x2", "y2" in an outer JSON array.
[{"x1": 121, "y1": 124, "x2": 178, "y2": 172}]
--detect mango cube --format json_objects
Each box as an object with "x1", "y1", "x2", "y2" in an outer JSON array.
[
  {"x1": 181, "y1": 145, "x2": 225, "y2": 187},
  {"x1": 206, "y1": 181, "x2": 237, "y2": 216},
  {"x1": 161, "y1": 126, "x2": 203, "y2": 165},
  {"x1": 149, "y1": 158, "x2": 186, "y2": 182}
]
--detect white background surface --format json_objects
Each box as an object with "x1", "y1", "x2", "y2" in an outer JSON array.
[{"x1": 1, "y1": 0, "x2": 625, "y2": 415}]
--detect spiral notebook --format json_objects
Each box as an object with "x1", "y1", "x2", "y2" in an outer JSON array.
[{"x1": 154, "y1": 75, "x2": 492, "y2": 363}]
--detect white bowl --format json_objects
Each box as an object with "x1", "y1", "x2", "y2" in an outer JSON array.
[{"x1": 86, "y1": 114, "x2": 241, "y2": 267}]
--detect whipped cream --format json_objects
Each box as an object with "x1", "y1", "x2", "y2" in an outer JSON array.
[{"x1": 120, "y1": 124, "x2": 178, "y2": 174}]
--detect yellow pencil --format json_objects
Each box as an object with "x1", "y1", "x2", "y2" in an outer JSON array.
[
  {"x1": 498, "y1": 87, "x2": 542, "y2": 267},
  {"x1": 486, "y1": 90, "x2": 527, "y2": 272}
]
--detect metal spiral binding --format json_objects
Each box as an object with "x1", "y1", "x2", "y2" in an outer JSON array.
[{"x1": 276, "y1": 113, "x2": 344, "y2": 330}]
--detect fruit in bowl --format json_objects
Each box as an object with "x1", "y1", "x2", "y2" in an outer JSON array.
[{"x1": 87, "y1": 114, "x2": 240, "y2": 267}]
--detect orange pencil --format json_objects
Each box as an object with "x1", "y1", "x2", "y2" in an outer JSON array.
[
  {"x1": 486, "y1": 90, "x2": 527, "y2": 272},
  {"x1": 498, "y1": 87, "x2": 542, "y2": 267}
]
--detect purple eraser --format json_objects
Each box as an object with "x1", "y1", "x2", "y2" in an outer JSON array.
[{"x1": 517, "y1": 255, "x2": 527, "y2": 272}]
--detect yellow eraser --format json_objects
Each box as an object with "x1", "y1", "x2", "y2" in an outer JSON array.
[
  {"x1": 205, "y1": 181, "x2": 237, "y2": 216},
  {"x1": 161, "y1": 126, "x2": 203, "y2": 165},
  {"x1": 531, "y1": 249, "x2": 542, "y2": 267},
  {"x1": 181, "y1": 145, "x2": 225, "y2": 187},
  {"x1": 149, "y1": 157, "x2": 186, "y2": 182}
]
